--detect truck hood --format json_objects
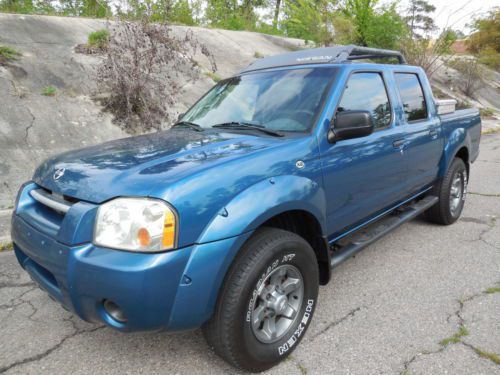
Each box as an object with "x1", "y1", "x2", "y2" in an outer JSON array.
[{"x1": 33, "y1": 129, "x2": 281, "y2": 203}]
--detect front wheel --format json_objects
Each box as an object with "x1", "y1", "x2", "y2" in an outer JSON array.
[
  {"x1": 203, "y1": 228, "x2": 319, "y2": 372},
  {"x1": 426, "y1": 157, "x2": 468, "y2": 225}
]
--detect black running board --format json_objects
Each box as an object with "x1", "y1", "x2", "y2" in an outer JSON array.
[{"x1": 330, "y1": 196, "x2": 438, "y2": 268}]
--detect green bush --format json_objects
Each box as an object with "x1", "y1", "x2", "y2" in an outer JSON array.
[
  {"x1": 88, "y1": 29, "x2": 109, "y2": 50},
  {"x1": 0, "y1": 45, "x2": 21, "y2": 63},
  {"x1": 478, "y1": 48, "x2": 500, "y2": 71},
  {"x1": 480, "y1": 107, "x2": 495, "y2": 118},
  {"x1": 205, "y1": 71, "x2": 221, "y2": 83},
  {"x1": 42, "y1": 86, "x2": 57, "y2": 96}
]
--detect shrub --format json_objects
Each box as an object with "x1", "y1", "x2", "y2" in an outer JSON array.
[
  {"x1": 205, "y1": 71, "x2": 221, "y2": 82},
  {"x1": 0, "y1": 242, "x2": 14, "y2": 251},
  {"x1": 479, "y1": 107, "x2": 495, "y2": 118},
  {"x1": 88, "y1": 29, "x2": 109, "y2": 50},
  {"x1": 0, "y1": 44, "x2": 21, "y2": 64},
  {"x1": 42, "y1": 86, "x2": 57, "y2": 96},
  {"x1": 95, "y1": 20, "x2": 216, "y2": 133},
  {"x1": 447, "y1": 58, "x2": 485, "y2": 98}
]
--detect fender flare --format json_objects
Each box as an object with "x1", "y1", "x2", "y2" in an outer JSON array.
[
  {"x1": 197, "y1": 174, "x2": 327, "y2": 244},
  {"x1": 439, "y1": 127, "x2": 470, "y2": 177}
]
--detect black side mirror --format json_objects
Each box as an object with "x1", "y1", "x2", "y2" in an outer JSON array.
[
  {"x1": 177, "y1": 113, "x2": 185, "y2": 121},
  {"x1": 328, "y1": 110, "x2": 374, "y2": 143}
]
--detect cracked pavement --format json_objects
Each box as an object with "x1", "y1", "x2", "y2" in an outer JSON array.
[{"x1": 0, "y1": 136, "x2": 499, "y2": 374}]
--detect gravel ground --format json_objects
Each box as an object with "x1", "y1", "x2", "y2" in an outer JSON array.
[{"x1": 0, "y1": 134, "x2": 499, "y2": 375}]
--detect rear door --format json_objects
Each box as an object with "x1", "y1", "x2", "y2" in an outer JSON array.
[
  {"x1": 394, "y1": 72, "x2": 443, "y2": 194},
  {"x1": 319, "y1": 70, "x2": 409, "y2": 238}
]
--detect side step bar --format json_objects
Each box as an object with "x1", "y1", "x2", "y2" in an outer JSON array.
[{"x1": 330, "y1": 196, "x2": 438, "y2": 268}]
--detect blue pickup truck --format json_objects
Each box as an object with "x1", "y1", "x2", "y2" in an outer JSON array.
[{"x1": 12, "y1": 45, "x2": 480, "y2": 371}]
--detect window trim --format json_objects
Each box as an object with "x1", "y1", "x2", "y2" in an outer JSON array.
[
  {"x1": 393, "y1": 72, "x2": 429, "y2": 124},
  {"x1": 333, "y1": 70, "x2": 394, "y2": 132}
]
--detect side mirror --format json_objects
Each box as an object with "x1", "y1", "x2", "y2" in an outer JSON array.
[
  {"x1": 328, "y1": 110, "x2": 374, "y2": 143},
  {"x1": 177, "y1": 112, "x2": 184, "y2": 121}
]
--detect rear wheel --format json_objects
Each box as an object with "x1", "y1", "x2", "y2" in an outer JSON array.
[
  {"x1": 203, "y1": 228, "x2": 319, "y2": 372},
  {"x1": 426, "y1": 157, "x2": 468, "y2": 225}
]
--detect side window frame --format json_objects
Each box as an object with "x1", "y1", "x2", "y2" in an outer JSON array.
[
  {"x1": 394, "y1": 72, "x2": 429, "y2": 124},
  {"x1": 334, "y1": 70, "x2": 394, "y2": 132}
]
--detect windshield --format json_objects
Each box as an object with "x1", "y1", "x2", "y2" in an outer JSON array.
[{"x1": 182, "y1": 67, "x2": 336, "y2": 132}]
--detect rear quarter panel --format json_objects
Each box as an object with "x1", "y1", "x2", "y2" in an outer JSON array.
[{"x1": 439, "y1": 109, "x2": 481, "y2": 176}]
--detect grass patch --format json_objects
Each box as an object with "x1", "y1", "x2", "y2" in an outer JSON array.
[
  {"x1": 473, "y1": 347, "x2": 500, "y2": 365},
  {"x1": 485, "y1": 287, "x2": 500, "y2": 294},
  {"x1": 439, "y1": 325, "x2": 469, "y2": 346},
  {"x1": 297, "y1": 362, "x2": 307, "y2": 375},
  {"x1": 482, "y1": 127, "x2": 500, "y2": 135},
  {"x1": 254, "y1": 51, "x2": 264, "y2": 58},
  {"x1": 205, "y1": 71, "x2": 221, "y2": 83},
  {"x1": 0, "y1": 242, "x2": 14, "y2": 251},
  {"x1": 479, "y1": 107, "x2": 495, "y2": 118},
  {"x1": 42, "y1": 85, "x2": 57, "y2": 96},
  {"x1": 0, "y1": 44, "x2": 21, "y2": 63},
  {"x1": 88, "y1": 29, "x2": 109, "y2": 50}
]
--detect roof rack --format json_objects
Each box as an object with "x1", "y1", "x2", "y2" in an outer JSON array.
[
  {"x1": 339, "y1": 45, "x2": 407, "y2": 64},
  {"x1": 240, "y1": 45, "x2": 407, "y2": 73}
]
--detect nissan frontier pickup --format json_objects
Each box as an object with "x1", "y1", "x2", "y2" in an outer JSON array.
[{"x1": 11, "y1": 45, "x2": 481, "y2": 372}]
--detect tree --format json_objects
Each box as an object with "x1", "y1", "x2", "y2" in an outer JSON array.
[
  {"x1": 364, "y1": 3, "x2": 406, "y2": 50},
  {"x1": 0, "y1": 0, "x2": 55, "y2": 14},
  {"x1": 58, "y1": 0, "x2": 111, "y2": 17},
  {"x1": 342, "y1": 0, "x2": 375, "y2": 46},
  {"x1": 342, "y1": 0, "x2": 406, "y2": 49},
  {"x1": 405, "y1": 0, "x2": 436, "y2": 39},
  {"x1": 273, "y1": 0, "x2": 281, "y2": 28},
  {"x1": 468, "y1": 8, "x2": 500, "y2": 70}
]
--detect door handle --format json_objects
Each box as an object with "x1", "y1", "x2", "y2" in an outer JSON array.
[
  {"x1": 393, "y1": 139, "x2": 404, "y2": 148},
  {"x1": 429, "y1": 128, "x2": 438, "y2": 137}
]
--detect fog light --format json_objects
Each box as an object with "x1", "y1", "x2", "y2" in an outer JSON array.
[{"x1": 103, "y1": 299, "x2": 127, "y2": 323}]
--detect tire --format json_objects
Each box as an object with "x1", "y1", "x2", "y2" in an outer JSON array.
[
  {"x1": 203, "y1": 227, "x2": 319, "y2": 372},
  {"x1": 426, "y1": 157, "x2": 468, "y2": 225}
]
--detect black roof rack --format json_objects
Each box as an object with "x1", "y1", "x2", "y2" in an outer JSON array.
[{"x1": 240, "y1": 45, "x2": 407, "y2": 73}]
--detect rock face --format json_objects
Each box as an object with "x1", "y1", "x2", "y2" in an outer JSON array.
[{"x1": 0, "y1": 13, "x2": 304, "y2": 210}]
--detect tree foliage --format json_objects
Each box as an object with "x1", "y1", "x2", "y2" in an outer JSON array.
[
  {"x1": 405, "y1": 0, "x2": 436, "y2": 38},
  {"x1": 468, "y1": 8, "x2": 500, "y2": 70}
]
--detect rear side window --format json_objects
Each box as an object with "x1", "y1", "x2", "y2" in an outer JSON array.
[
  {"x1": 395, "y1": 73, "x2": 428, "y2": 122},
  {"x1": 337, "y1": 72, "x2": 391, "y2": 130}
]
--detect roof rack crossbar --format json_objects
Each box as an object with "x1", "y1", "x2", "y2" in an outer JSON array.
[{"x1": 341, "y1": 46, "x2": 407, "y2": 64}]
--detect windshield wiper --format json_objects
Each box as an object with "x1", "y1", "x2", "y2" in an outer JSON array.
[
  {"x1": 212, "y1": 122, "x2": 284, "y2": 137},
  {"x1": 172, "y1": 121, "x2": 204, "y2": 132}
]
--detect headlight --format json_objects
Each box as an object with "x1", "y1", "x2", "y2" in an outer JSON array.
[{"x1": 94, "y1": 198, "x2": 177, "y2": 252}]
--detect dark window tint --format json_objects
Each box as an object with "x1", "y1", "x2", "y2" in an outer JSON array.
[
  {"x1": 395, "y1": 73, "x2": 428, "y2": 122},
  {"x1": 337, "y1": 73, "x2": 391, "y2": 129}
]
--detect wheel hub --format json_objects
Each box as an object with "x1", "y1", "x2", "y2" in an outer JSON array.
[
  {"x1": 449, "y1": 170, "x2": 464, "y2": 215},
  {"x1": 250, "y1": 264, "x2": 304, "y2": 344}
]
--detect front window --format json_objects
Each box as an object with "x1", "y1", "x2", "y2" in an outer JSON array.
[
  {"x1": 182, "y1": 67, "x2": 336, "y2": 132},
  {"x1": 337, "y1": 72, "x2": 391, "y2": 130}
]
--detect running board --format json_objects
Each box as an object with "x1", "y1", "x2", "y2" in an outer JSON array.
[{"x1": 330, "y1": 196, "x2": 438, "y2": 268}]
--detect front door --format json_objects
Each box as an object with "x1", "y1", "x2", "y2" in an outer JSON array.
[{"x1": 319, "y1": 71, "x2": 409, "y2": 238}]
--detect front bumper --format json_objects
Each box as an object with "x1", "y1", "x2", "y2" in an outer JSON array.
[{"x1": 12, "y1": 213, "x2": 251, "y2": 332}]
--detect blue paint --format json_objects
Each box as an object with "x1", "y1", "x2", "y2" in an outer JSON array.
[{"x1": 11, "y1": 58, "x2": 481, "y2": 332}]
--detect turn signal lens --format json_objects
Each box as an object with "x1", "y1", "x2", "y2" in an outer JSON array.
[
  {"x1": 138, "y1": 227, "x2": 151, "y2": 247},
  {"x1": 162, "y1": 210, "x2": 176, "y2": 249}
]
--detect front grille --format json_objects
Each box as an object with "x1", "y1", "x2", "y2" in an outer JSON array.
[{"x1": 29, "y1": 188, "x2": 77, "y2": 215}]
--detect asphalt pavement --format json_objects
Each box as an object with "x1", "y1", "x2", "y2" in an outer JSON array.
[{"x1": 0, "y1": 134, "x2": 499, "y2": 375}]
